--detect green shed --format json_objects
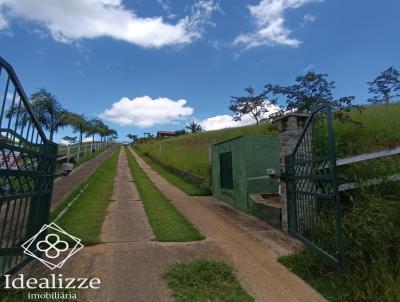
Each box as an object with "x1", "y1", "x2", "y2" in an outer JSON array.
[{"x1": 211, "y1": 135, "x2": 282, "y2": 227}]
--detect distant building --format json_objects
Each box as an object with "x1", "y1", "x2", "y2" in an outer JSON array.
[{"x1": 157, "y1": 131, "x2": 178, "y2": 139}]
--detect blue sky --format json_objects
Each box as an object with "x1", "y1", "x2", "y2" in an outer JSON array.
[{"x1": 0, "y1": 0, "x2": 399, "y2": 143}]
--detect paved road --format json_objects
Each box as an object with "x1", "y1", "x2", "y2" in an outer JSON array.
[{"x1": 51, "y1": 146, "x2": 115, "y2": 210}]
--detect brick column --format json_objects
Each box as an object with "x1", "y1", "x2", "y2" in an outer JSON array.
[{"x1": 275, "y1": 114, "x2": 308, "y2": 231}]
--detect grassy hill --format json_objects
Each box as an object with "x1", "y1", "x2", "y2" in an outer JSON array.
[
  {"x1": 136, "y1": 103, "x2": 400, "y2": 180},
  {"x1": 137, "y1": 123, "x2": 276, "y2": 180}
]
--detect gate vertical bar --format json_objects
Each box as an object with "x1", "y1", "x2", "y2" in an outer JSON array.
[{"x1": 326, "y1": 107, "x2": 345, "y2": 270}]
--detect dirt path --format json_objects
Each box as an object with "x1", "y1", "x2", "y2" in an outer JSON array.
[
  {"x1": 129, "y1": 147, "x2": 326, "y2": 302},
  {"x1": 51, "y1": 146, "x2": 115, "y2": 210}
]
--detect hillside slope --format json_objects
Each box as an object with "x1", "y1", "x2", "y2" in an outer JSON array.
[{"x1": 137, "y1": 103, "x2": 400, "y2": 180}]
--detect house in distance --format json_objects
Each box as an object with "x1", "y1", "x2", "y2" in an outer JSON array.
[{"x1": 157, "y1": 131, "x2": 179, "y2": 139}]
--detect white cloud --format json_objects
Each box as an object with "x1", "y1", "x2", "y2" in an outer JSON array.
[
  {"x1": 234, "y1": 0, "x2": 321, "y2": 49},
  {"x1": 0, "y1": 0, "x2": 219, "y2": 48},
  {"x1": 199, "y1": 114, "x2": 254, "y2": 131},
  {"x1": 99, "y1": 96, "x2": 194, "y2": 127},
  {"x1": 83, "y1": 137, "x2": 94, "y2": 143},
  {"x1": 0, "y1": 12, "x2": 7, "y2": 30},
  {"x1": 303, "y1": 13, "x2": 316, "y2": 23},
  {"x1": 200, "y1": 102, "x2": 280, "y2": 131}
]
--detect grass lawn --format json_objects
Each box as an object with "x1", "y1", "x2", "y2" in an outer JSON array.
[
  {"x1": 54, "y1": 145, "x2": 120, "y2": 245},
  {"x1": 136, "y1": 150, "x2": 210, "y2": 196},
  {"x1": 125, "y1": 147, "x2": 204, "y2": 242},
  {"x1": 333, "y1": 102, "x2": 400, "y2": 157},
  {"x1": 164, "y1": 259, "x2": 254, "y2": 302}
]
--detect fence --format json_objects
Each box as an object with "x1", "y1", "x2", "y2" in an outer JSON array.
[{"x1": 57, "y1": 141, "x2": 111, "y2": 163}]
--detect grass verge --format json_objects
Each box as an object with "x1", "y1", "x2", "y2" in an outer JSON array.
[
  {"x1": 54, "y1": 145, "x2": 120, "y2": 245},
  {"x1": 136, "y1": 150, "x2": 210, "y2": 196},
  {"x1": 126, "y1": 147, "x2": 204, "y2": 242},
  {"x1": 278, "y1": 250, "x2": 345, "y2": 301},
  {"x1": 49, "y1": 181, "x2": 88, "y2": 222},
  {"x1": 164, "y1": 259, "x2": 254, "y2": 302}
]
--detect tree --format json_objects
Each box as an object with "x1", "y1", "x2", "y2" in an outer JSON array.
[
  {"x1": 65, "y1": 113, "x2": 89, "y2": 161},
  {"x1": 98, "y1": 123, "x2": 109, "y2": 142},
  {"x1": 7, "y1": 88, "x2": 70, "y2": 141},
  {"x1": 229, "y1": 86, "x2": 276, "y2": 125},
  {"x1": 268, "y1": 71, "x2": 357, "y2": 120},
  {"x1": 186, "y1": 121, "x2": 203, "y2": 133},
  {"x1": 127, "y1": 134, "x2": 138, "y2": 142},
  {"x1": 110, "y1": 132, "x2": 118, "y2": 141},
  {"x1": 174, "y1": 129, "x2": 186, "y2": 136},
  {"x1": 368, "y1": 67, "x2": 400, "y2": 105},
  {"x1": 106, "y1": 128, "x2": 117, "y2": 141},
  {"x1": 86, "y1": 118, "x2": 103, "y2": 142}
]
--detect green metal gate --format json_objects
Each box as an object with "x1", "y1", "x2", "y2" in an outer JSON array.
[
  {"x1": 0, "y1": 57, "x2": 57, "y2": 277},
  {"x1": 285, "y1": 105, "x2": 344, "y2": 270}
]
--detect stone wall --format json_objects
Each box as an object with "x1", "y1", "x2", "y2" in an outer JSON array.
[{"x1": 275, "y1": 114, "x2": 308, "y2": 231}]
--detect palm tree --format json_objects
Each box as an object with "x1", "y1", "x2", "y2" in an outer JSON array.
[
  {"x1": 7, "y1": 88, "x2": 70, "y2": 141},
  {"x1": 66, "y1": 113, "x2": 89, "y2": 161},
  {"x1": 107, "y1": 129, "x2": 118, "y2": 142},
  {"x1": 86, "y1": 118, "x2": 103, "y2": 142},
  {"x1": 99, "y1": 123, "x2": 109, "y2": 142},
  {"x1": 127, "y1": 134, "x2": 137, "y2": 143}
]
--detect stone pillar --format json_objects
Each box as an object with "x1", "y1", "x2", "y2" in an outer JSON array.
[{"x1": 275, "y1": 114, "x2": 308, "y2": 231}]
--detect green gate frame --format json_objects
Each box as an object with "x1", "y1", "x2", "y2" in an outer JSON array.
[
  {"x1": 285, "y1": 105, "x2": 345, "y2": 270},
  {"x1": 0, "y1": 56, "x2": 57, "y2": 277}
]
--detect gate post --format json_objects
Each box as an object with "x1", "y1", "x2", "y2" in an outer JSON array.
[{"x1": 275, "y1": 114, "x2": 308, "y2": 231}]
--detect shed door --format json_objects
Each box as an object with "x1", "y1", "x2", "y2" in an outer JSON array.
[{"x1": 219, "y1": 152, "x2": 233, "y2": 189}]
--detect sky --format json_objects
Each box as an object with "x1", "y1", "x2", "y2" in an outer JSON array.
[{"x1": 0, "y1": 0, "x2": 399, "y2": 143}]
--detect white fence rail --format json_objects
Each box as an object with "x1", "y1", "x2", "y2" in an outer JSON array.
[
  {"x1": 338, "y1": 146, "x2": 400, "y2": 192},
  {"x1": 57, "y1": 141, "x2": 111, "y2": 163},
  {"x1": 337, "y1": 146, "x2": 400, "y2": 166}
]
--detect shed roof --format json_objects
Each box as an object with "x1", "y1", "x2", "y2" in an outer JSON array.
[
  {"x1": 213, "y1": 135, "x2": 244, "y2": 146},
  {"x1": 157, "y1": 131, "x2": 177, "y2": 135}
]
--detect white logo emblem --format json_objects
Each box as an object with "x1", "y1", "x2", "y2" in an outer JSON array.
[{"x1": 21, "y1": 222, "x2": 84, "y2": 270}]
